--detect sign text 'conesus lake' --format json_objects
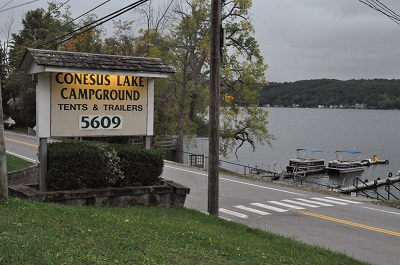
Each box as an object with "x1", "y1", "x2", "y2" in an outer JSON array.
[
  {"x1": 54, "y1": 73, "x2": 146, "y2": 112},
  {"x1": 50, "y1": 72, "x2": 149, "y2": 135}
]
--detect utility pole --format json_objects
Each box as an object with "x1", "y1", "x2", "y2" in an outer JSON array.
[
  {"x1": 0, "y1": 41, "x2": 8, "y2": 199},
  {"x1": 208, "y1": 0, "x2": 222, "y2": 215}
]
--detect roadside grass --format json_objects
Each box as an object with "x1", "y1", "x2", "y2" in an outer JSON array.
[
  {"x1": 0, "y1": 199, "x2": 368, "y2": 265},
  {"x1": 6, "y1": 154, "x2": 34, "y2": 172},
  {"x1": 375, "y1": 199, "x2": 400, "y2": 209},
  {"x1": 219, "y1": 167, "x2": 243, "y2": 177}
]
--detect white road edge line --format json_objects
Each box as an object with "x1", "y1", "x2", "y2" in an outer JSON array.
[
  {"x1": 5, "y1": 131, "x2": 38, "y2": 139},
  {"x1": 164, "y1": 165, "x2": 305, "y2": 196},
  {"x1": 220, "y1": 178, "x2": 305, "y2": 196},
  {"x1": 6, "y1": 151, "x2": 37, "y2": 163},
  {"x1": 361, "y1": 206, "x2": 400, "y2": 216},
  {"x1": 165, "y1": 165, "x2": 207, "y2": 176}
]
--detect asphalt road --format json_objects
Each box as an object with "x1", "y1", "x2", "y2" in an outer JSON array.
[
  {"x1": 4, "y1": 131, "x2": 38, "y2": 163},
  {"x1": 163, "y1": 163, "x2": 400, "y2": 265},
  {"x1": 4, "y1": 132, "x2": 400, "y2": 265}
]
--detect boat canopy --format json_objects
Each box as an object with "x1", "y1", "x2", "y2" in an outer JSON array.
[
  {"x1": 336, "y1": 149, "x2": 362, "y2": 154},
  {"x1": 297, "y1": 148, "x2": 323, "y2": 153}
]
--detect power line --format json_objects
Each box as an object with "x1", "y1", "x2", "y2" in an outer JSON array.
[
  {"x1": 0, "y1": 0, "x2": 39, "y2": 13},
  {"x1": 371, "y1": 0, "x2": 400, "y2": 20},
  {"x1": 0, "y1": 0, "x2": 14, "y2": 11},
  {"x1": 39, "y1": 0, "x2": 148, "y2": 50},
  {"x1": 52, "y1": 0, "x2": 111, "y2": 32},
  {"x1": 8, "y1": 0, "x2": 149, "y2": 66},
  {"x1": 358, "y1": 0, "x2": 400, "y2": 25}
]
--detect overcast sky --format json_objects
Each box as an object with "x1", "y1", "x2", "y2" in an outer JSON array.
[{"x1": 1, "y1": 0, "x2": 400, "y2": 82}]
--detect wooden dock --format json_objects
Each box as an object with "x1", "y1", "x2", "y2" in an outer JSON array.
[{"x1": 337, "y1": 176, "x2": 400, "y2": 193}]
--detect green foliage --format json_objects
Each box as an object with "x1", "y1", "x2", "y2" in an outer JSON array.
[
  {"x1": 103, "y1": 20, "x2": 136, "y2": 56},
  {"x1": 47, "y1": 141, "x2": 164, "y2": 191},
  {"x1": 47, "y1": 141, "x2": 110, "y2": 191},
  {"x1": 113, "y1": 144, "x2": 164, "y2": 186},
  {"x1": 260, "y1": 79, "x2": 400, "y2": 109},
  {"x1": 59, "y1": 14, "x2": 105, "y2": 53},
  {"x1": 15, "y1": 87, "x2": 36, "y2": 127}
]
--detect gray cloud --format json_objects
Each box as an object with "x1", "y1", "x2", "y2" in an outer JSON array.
[
  {"x1": 251, "y1": 0, "x2": 400, "y2": 81},
  {"x1": 2, "y1": 0, "x2": 400, "y2": 82}
]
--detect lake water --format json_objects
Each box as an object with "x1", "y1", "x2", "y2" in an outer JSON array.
[{"x1": 185, "y1": 108, "x2": 400, "y2": 199}]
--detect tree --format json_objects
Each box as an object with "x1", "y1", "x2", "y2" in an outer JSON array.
[
  {"x1": 102, "y1": 2, "x2": 178, "y2": 140},
  {"x1": 168, "y1": 0, "x2": 273, "y2": 160},
  {"x1": 59, "y1": 14, "x2": 105, "y2": 53},
  {"x1": 116, "y1": 0, "x2": 273, "y2": 162},
  {"x1": 4, "y1": 3, "x2": 74, "y2": 127},
  {"x1": 103, "y1": 20, "x2": 136, "y2": 56},
  {"x1": 218, "y1": 0, "x2": 274, "y2": 155},
  {"x1": 167, "y1": 0, "x2": 212, "y2": 163}
]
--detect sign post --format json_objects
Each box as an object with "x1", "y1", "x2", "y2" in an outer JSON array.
[{"x1": 38, "y1": 138, "x2": 47, "y2": 191}]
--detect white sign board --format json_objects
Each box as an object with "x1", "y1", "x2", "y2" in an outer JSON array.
[{"x1": 50, "y1": 72, "x2": 148, "y2": 137}]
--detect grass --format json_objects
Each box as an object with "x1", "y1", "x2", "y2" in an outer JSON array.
[
  {"x1": 375, "y1": 199, "x2": 400, "y2": 209},
  {"x1": 0, "y1": 199, "x2": 368, "y2": 265},
  {"x1": 6, "y1": 154, "x2": 34, "y2": 172},
  {"x1": 219, "y1": 167, "x2": 242, "y2": 177}
]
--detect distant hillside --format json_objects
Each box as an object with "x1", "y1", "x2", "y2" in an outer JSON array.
[{"x1": 259, "y1": 79, "x2": 400, "y2": 109}]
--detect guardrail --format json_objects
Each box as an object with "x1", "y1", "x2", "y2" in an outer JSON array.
[
  {"x1": 349, "y1": 177, "x2": 400, "y2": 200},
  {"x1": 177, "y1": 150, "x2": 277, "y2": 176}
]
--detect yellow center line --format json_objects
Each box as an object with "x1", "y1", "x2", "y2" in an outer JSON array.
[
  {"x1": 299, "y1": 211, "x2": 400, "y2": 237},
  {"x1": 5, "y1": 138, "x2": 38, "y2": 148}
]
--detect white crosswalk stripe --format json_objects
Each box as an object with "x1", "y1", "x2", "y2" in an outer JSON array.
[
  {"x1": 324, "y1": 196, "x2": 363, "y2": 204},
  {"x1": 234, "y1": 205, "x2": 270, "y2": 215},
  {"x1": 311, "y1": 197, "x2": 349, "y2": 205},
  {"x1": 282, "y1": 199, "x2": 320, "y2": 208},
  {"x1": 221, "y1": 196, "x2": 363, "y2": 218},
  {"x1": 250, "y1": 203, "x2": 288, "y2": 212},
  {"x1": 266, "y1": 201, "x2": 305, "y2": 210},
  {"x1": 294, "y1": 198, "x2": 334, "y2": 206},
  {"x1": 219, "y1": 208, "x2": 248, "y2": 219}
]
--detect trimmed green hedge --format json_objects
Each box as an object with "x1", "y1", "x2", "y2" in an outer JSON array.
[{"x1": 47, "y1": 141, "x2": 164, "y2": 191}]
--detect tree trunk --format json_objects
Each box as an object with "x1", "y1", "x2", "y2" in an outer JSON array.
[
  {"x1": 0, "y1": 74, "x2": 8, "y2": 199},
  {"x1": 176, "y1": 100, "x2": 185, "y2": 163},
  {"x1": 176, "y1": 55, "x2": 189, "y2": 164}
]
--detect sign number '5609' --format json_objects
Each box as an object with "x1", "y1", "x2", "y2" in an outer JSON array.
[{"x1": 79, "y1": 115, "x2": 122, "y2": 130}]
